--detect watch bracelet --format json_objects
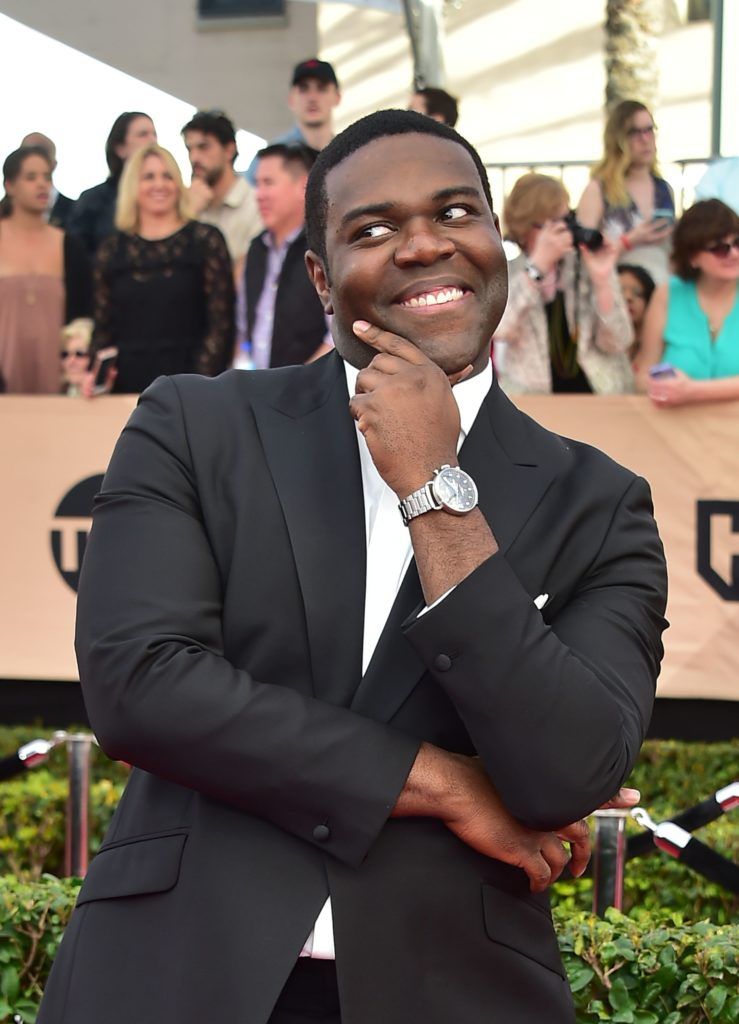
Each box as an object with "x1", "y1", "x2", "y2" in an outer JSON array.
[{"x1": 398, "y1": 482, "x2": 442, "y2": 526}]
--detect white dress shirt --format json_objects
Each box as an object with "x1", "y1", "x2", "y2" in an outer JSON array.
[{"x1": 300, "y1": 356, "x2": 494, "y2": 959}]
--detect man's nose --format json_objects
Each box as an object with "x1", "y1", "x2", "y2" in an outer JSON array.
[{"x1": 394, "y1": 220, "x2": 455, "y2": 266}]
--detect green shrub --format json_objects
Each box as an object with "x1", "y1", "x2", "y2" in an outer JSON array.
[
  {"x1": 0, "y1": 878, "x2": 736, "y2": 1024},
  {"x1": 0, "y1": 771, "x2": 123, "y2": 879},
  {"x1": 0, "y1": 731, "x2": 736, "y2": 922},
  {"x1": 551, "y1": 738, "x2": 739, "y2": 923},
  {"x1": 552, "y1": 815, "x2": 739, "y2": 924},
  {"x1": 556, "y1": 907, "x2": 739, "y2": 1024},
  {"x1": 0, "y1": 875, "x2": 80, "y2": 1024},
  {"x1": 0, "y1": 726, "x2": 129, "y2": 788},
  {"x1": 625, "y1": 741, "x2": 739, "y2": 820}
]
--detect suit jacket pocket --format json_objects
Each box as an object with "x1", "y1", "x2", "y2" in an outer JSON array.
[
  {"x1": 76, "y1": 831, "x2": 187, "y2": 905},
  {"x1": 481, "y1": 883, "x2": 565, "y2": 979}
]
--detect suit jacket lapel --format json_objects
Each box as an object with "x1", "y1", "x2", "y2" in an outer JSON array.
[
  {"x1": 460, "y1": 378, "x2": 557, "y2": 556},
  {"x1": 352, "y1": 375, "x2": 558, "y2": 724},
  {"x1": 251, "y1": 352, "x2": 366, "y2": 707}
]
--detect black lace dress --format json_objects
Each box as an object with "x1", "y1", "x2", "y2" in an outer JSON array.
[{"x1": 92, "y1": 221, "x2": 235, "y2": 393}]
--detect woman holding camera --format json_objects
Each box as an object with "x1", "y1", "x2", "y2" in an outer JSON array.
[
  {"x1": 494, "y1": 173, "x2": 634, "y2": 395},
  {"x1": 577, "y1": 100, "x2": 674, "y2": 284},
  {"x1": 634, "y1": 199, "x2": 739, "y2": 406}
]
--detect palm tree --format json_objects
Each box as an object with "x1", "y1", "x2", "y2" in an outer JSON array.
[{"x1": 604, "y1": 0, "x2": 664, "y2": 108}]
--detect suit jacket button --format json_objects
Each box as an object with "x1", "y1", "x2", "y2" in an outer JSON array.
[
  {"x1": 313, "y1": 824, "x2": 331, "y2": 842},
  {"x1": 433, "y1": 653, "x2": 452, "y2": 672}
]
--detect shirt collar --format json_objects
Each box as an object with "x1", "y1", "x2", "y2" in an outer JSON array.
[
  {"x1": 223, "y1": 176, "x2": 249, "y2": 209},
  {"x1": 264, "y1": 225, "x2": 303, "y2": 251},
  {"x1": 343, "y1": 355, "x2": 492, "y2": 442}
]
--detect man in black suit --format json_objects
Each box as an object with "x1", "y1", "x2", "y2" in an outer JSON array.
[
  {"x1": 240, "y1": 143, "x2": 331, "y2": 368},
  {"x1": 39, "y1": 110, "x2": 667, "y2": 1024}
]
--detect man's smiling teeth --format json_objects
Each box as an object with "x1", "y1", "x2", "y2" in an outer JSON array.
[{"x1": 401, "y1": 287, "x2": 465, "y2": 308}]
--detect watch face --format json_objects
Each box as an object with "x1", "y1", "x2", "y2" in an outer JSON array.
[{"x1": 432, "y1": 467, "x2": 478, "y2": 515}]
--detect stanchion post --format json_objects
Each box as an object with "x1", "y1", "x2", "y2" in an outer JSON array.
[
  {"x1": 64, "y1": 733, "x2": 93, "y2": 878},
  {"x1": 591, "y1": 808, "x2": 629, "y2": 916}
]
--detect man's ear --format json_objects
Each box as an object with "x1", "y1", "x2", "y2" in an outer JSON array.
[{"x1": 305, "y1": 250, "x2": 333, "y2": 314}]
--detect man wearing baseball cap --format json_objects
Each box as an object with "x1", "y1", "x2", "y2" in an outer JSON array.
[{"x1": 246, "y1": 59, "x2": 341, "y2": 184}]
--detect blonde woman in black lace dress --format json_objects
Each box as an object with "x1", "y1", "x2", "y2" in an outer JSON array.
[{"x1": 90, "y1": 144, "x2": 235, "y2": 393}]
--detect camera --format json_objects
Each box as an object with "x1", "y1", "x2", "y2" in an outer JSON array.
[{"x1": 563, "y1": 210, "x2": 604, "y2": 251}]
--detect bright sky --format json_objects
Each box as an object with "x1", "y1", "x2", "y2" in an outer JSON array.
[{"x1": 0, "y1": 13, "x2": 265, "y2": 200}]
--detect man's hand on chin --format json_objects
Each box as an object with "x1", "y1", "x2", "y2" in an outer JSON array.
[{"x1": 348, "y1": 319, "x2": 472, "y2": 499}]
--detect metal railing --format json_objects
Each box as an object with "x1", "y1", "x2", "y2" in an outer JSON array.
[
  {"x1": 592, "y1": 783, "x2": 739, "y2": 914},
  {"x1": 4, "y1": 733, "x2": 737, "y2": 909},
  {"x1": 483, "y1": 157, "x2": 712, "y2": 215},
  {"x1": 1, "y1": 731, "x2": 96, "y2": 877}
]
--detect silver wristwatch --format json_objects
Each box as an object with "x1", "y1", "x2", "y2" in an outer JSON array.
[{"x1": 398, "y1": 465, "x2": 479, "y2": 526}]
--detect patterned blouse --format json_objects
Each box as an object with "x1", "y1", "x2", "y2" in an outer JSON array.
[{"x1": 92, "y1": 220, "x2": 235, "y2": 393}]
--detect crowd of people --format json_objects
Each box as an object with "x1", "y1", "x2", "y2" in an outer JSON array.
[{"x1": 1, "y1": 66, "x2": 738, "y2": 409}]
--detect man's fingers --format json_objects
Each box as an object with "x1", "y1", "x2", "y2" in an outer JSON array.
[
  {"x1": 539, "y1": 834, "x2": 571, "y2": 885},
  {"x1": 354, "y1": 368, "x2": 385, "y2": 395},
  {"x1": 557, "y1": 819, "x2": 591, "y2": 878},
  {"x1": 353, "y1": 320, "x2": 427, "y2": 364},
  {"x1": 368, "y1": 352, "x2": 407, "y2": 375},
  {"x1": 599, "y1": 787, "x2": 640, "y2": 810},
  {"x1": 348, "y1": 393, "x2": 370, "y2": 425},
  {"x1": 523, "y1": 850, "x2": 553, "y2": 893}
]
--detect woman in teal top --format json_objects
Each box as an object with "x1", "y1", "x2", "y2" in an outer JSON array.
[{"x1": 635, "y1": 199, "x2": 739, "y2": 405}]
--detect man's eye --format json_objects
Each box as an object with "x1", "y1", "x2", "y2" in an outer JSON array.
[
  {"x1": 358, "y1": 224, "x2": 392, "y2": 240},
  {"x1": 440, "y1": 205, "x2": 471, "y2": 221}
]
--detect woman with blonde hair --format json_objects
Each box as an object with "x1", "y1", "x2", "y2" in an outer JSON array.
[
  {"x1": 494, "y1": 172, "x2": 634, "y2": 395},
  {"x1": 577, "y1": 100, "x2": 674, "y2": 283},
  {"x1": 90, "y1": 143, "x2": 234, "y2": 394}
]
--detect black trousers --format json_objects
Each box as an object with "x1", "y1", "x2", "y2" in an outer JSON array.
[{"x1": 268, "y1": 958, "x2": 341, "y2": 1024}]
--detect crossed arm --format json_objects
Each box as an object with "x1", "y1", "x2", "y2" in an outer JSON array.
[
  {"x1": 350, "y1": 321, "x2": 664, "y2": 885},
  {"x1": 78, "y1": 340, "x2": 663, "y2": 891}
]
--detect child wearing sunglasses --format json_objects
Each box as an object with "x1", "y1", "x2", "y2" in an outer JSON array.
[
  {"x1": 60, "y1": 317, "x2": 93, "y2": 396},
  {"x1": 634, "y1": 199, "x2": 739, "y2": 406}
]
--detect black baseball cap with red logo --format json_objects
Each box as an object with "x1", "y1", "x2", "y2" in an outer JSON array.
[{"x1": 292, "y1": 59, "x2": 340, "y2": 89}]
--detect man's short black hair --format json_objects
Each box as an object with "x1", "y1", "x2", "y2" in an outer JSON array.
[
  {"x1": 415, "y1": 87, "x2": 459, "y2": 128},
  {"x1": 181, "y1": 110, "x2": 238, "y2": 161},
  {"x1": 305, "y1": 108, "x2": 493, "y2": 267},
  {"x1": 256, "y1": 142, "x2": 319, "y2": 177}
]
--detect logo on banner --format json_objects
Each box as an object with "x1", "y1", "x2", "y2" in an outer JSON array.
[
  {"x1": 697, "y1": 501, "x2": 739, "y2": 601},
  {"x1": 50, "y1": 475, "x2": 104, "y2": 592}
]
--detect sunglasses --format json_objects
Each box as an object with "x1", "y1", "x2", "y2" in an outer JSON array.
[
  {"x1": 627, "y1": 125, "x2": 656, "y2": 138},
  {"x1": 60, "y1": 349, "x2": 88, "y2": 359},
  {"x1": 703, "y1": 236, "x2": 739, "y2": 258}
]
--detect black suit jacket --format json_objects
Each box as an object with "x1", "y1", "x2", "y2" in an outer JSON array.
[
  {"x1": 245, "y1": 228, "x2": 327, "y2": 367},
  {"x1": 49, "y1": 191, "x2": 76, "y2": 230},
  {"x1": 39, "y1": 353, "x2": 667, "y2": 1024}
]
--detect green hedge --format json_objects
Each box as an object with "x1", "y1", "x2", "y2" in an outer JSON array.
[
  {"x1": 550, "y1": 739, "x2": 739, "y2": 924},
  {"x1": 557, "y1": 908, "x2": 739, "y2": 1024},
  {"x1": 0, "y1": 726, "x2": 129, "y2": 788},
  {"x1": 0, "y1": 729, "x2": 736, "y2": 918},
  {"x1": 0, "y1": 877, "x2": 736, "y2": 1024},
  {"x1": 625, "y1": 741, "x2": 739, "y2": 819}
]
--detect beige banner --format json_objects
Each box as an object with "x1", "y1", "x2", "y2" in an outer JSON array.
[{"x1": 1, "y1": 394, "x2": 738, "y2": 699}]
